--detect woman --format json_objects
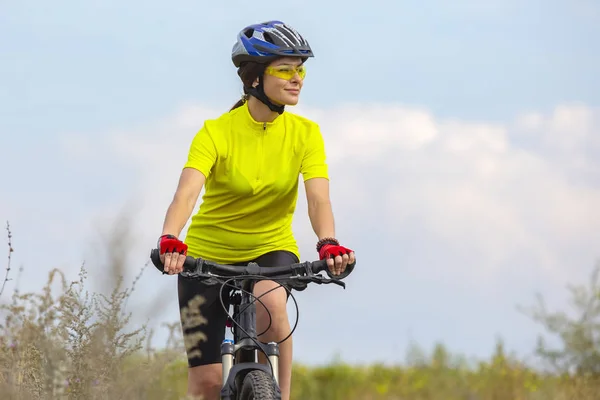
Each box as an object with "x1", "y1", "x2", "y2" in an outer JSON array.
[{"x1": 157, "y1": 20, "x2": 355, "y2": 400}]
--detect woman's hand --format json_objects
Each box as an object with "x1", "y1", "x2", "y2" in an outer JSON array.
[
  {"x1": 158, "y1": 234, "x2": 188, "y2": 274},
  {"x1": 317, "y1": 241, "x2": 355, "y2": 276}
]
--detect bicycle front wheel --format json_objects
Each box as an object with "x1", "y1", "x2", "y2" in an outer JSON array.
[{"x1": 238, "y1": 370, "x2": 279, "y2": 400}]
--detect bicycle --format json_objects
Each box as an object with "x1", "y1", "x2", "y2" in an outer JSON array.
[{"x1": 150, "y1": 249, "x2": 355, "y2": 400}]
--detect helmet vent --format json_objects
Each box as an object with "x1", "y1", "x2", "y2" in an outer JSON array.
[{"x1": 263, "y1": 32, "x2": 275, "y2": 44}]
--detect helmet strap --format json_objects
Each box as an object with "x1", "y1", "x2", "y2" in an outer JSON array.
[{"x1": 247, "y1": 75, "x2": 285, "y2": 115}]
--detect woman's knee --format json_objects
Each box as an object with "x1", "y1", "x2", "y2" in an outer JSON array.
[
  {"x1": 254, "y1": 281, "x2": 289, "y2": 330},
  {"x1": 188, "y1": 364, "x2": 222, "y2": 397}
]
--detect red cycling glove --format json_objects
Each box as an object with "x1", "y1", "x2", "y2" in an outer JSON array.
[
  {"x1": 158, "y1": 234, "x2": 188, "y2": 255},
  {"x1": 317, "y1": 237, "x2": 353, "y2": 260}
]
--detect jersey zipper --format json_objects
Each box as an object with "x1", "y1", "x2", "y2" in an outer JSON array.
[{"x1": 256, "y1": 122, "x2": 266, "y2": 182}]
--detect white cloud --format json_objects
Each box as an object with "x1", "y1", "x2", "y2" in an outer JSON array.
[
  {"x1": 56, "y1": 101, "x2": 600, "y2": 363},
  {"x1": 299, "y1": 103, "x2": 598, "y2": 282}
]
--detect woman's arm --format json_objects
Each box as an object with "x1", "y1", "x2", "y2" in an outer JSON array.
[
  {"x1": 304, "y1": 177, "x2": 355, "y2": 275},
  {"x1": 304, "y1": 177, "x2": 335, "y2": 240},
  {"x1": 162, "y1": 167, "x2": 206, "y2": 237},
  {"x1": 160, "y1": 167, "x2": 206, "y2": 274}
]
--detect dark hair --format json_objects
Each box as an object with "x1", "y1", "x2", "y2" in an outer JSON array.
[{"x1": 230, "y1": 62, "x2": 266, "y2": 111}]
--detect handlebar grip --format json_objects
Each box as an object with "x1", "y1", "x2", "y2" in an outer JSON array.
[
  {"x1": 324, "y1": 261, "x2": 356, "y2": 280},
  {"x1": 150, "y1": 248, "x2": 163, "y2": 271},
  {"x1": 183, "y1": 255, "x2": 198, "y2": 271},
  {"x1": 310, "y1": 259, "x2": 329, "y2": 273},
  {"x1": 149, "y1": 248, "x2": 198, "y2": 273}
]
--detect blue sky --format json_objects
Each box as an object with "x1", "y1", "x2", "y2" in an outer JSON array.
[{"x1": 2, "y1": 1, "x2": 600, "y2": 367}]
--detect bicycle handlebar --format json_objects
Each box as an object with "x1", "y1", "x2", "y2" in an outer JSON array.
[{"x1": 149, "y1": 248, "x2": 355, "y2": 287}]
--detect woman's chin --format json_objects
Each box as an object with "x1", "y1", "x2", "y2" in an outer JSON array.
[
  {"x1": 282, "y1": 94, "x2": 300, "y2": 106},
  {"x1": 269, "y1": 92, "x2": 301, "y2": 107}
]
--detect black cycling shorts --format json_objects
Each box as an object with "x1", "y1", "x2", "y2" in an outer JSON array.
[{"x1": 177, "y1": 250, "x2": 299, "y2": 368}]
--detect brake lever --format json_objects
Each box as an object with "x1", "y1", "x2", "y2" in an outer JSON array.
[
  {"x1": 296, "y1": 276, "x2": 323, "y2": 285},
  {"x1": 326, "y1": 278, "x2": 346, "y2": 289},
  {"x1": 296, "y1": 275, "x2": 346, "y2": 289}
]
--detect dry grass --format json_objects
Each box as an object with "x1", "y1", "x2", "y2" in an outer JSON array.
[
  {"x1": 1, "y1": 220, "x2": 599, "y2": 399},
  {"x1": 0, "y1": 221, "x2": 188, "y2": 399}
]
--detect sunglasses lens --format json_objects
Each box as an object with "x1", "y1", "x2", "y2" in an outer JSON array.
[{"x1": 267, "y1": 66, "x2": 306, "y2": 80}]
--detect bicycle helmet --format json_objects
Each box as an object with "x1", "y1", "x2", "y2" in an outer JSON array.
[
  {"x1": 231, "y1": 21, "x2": 314, "y2": 114},
  {"x1": 231, "y1": 20, "x2": 314, "y2": 68}
]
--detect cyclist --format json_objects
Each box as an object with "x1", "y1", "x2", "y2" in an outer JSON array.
[{"x1": 157, "y1": 20, "x2": 355, "y2": 400}]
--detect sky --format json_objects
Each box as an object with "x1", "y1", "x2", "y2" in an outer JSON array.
[{"x1": 1, "y1": 1, "x2": 600, "y2": 367}]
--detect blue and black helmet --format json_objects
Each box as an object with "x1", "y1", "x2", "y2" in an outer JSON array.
[{"x1": 232, "y1": 20, "x2": 314, "y2": 67}]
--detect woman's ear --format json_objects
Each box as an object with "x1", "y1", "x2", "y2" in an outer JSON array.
[{"x1": 252, "y1": 77, "x2": 259, "y2": 88}]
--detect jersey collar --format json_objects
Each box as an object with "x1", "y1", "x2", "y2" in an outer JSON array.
[{"x1": 241, "y1": 101, "x2": 284, "y2": 132}]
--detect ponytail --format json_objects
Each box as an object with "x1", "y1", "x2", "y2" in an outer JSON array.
[{"x1": 230, "y1": 93, "x2": 249, "y2": 111}]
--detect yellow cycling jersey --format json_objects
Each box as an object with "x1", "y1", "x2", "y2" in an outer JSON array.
[{"x1": 182, "y1": 101, "x2": 329, "y2": 264}]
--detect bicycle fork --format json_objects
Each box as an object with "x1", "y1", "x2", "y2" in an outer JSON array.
[
  {"x1": 221, "y1": 290, "x2": 281, "y2": 388},
  {"x1": 221, "y1": 339, "x2": 235, "y2": 384},
  {"x1": 221, "y1": 340, "x2": 280, "y2": 385}
]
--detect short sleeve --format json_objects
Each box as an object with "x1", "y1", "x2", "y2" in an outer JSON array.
[
  {"x1": 183, "y1": 124, "x2": 217, "y2": 178},
  {"x1": 300, "y1": 124, "x2": 329, "y2": 181}
]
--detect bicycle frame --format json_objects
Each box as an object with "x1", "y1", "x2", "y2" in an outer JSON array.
[{"x1": 220, "y1": 268, "x2": 282, "y2": 399}]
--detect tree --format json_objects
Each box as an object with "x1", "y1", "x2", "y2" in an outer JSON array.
[{"x1": 520, "y1": 261, "x2": 600, "y2": 375}]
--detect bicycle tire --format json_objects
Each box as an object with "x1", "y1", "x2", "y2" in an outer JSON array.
[{"x1": 238, "y1": 370, "x2": 279, "y2": 400}]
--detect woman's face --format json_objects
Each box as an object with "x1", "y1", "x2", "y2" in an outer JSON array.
[{"x1": 261, "y1": 57, "x2": 306, "y2": 106}]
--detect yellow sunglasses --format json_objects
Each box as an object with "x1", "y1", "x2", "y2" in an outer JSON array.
[{"x1": 265, "y1": 65, "x2": 307, "y2": 80}]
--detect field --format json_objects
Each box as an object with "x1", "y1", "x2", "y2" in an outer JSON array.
[{"x1": 1, "y1": 222, "x2": 599, "y2": 399}]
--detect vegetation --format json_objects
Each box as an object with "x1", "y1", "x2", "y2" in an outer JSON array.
[{"x1": 1, "y1": 220, "x2": 599, "y2": 399}]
